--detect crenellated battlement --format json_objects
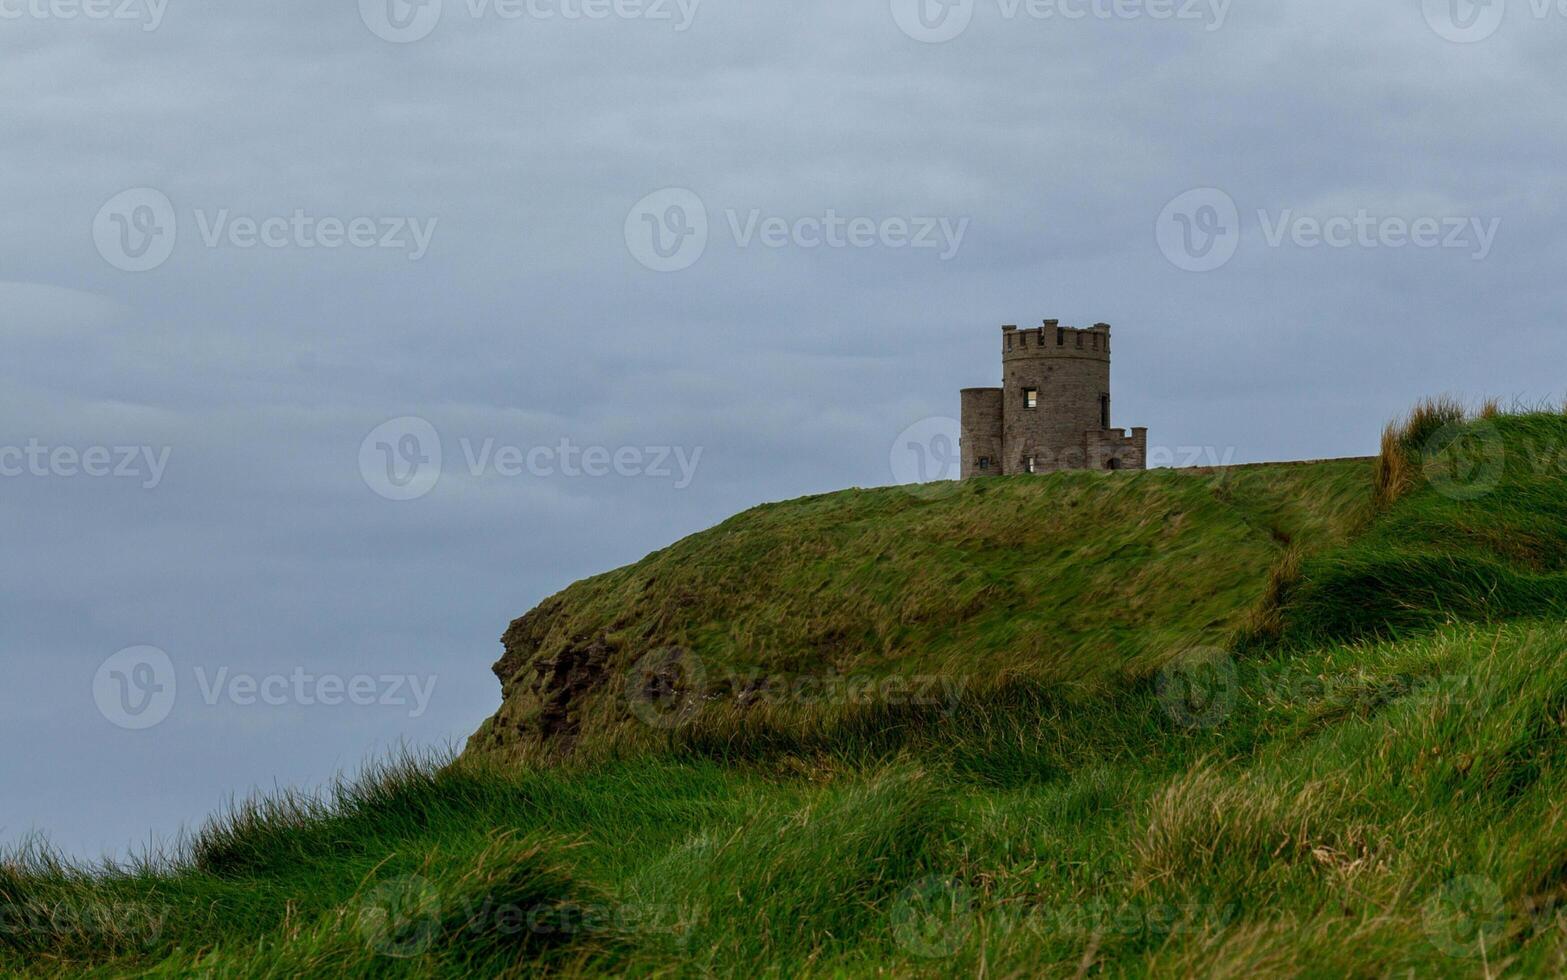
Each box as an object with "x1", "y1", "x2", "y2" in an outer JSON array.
[
  {"x1": 1001, "y1": 319, "x2": 1111, "y2": 361},
  {"x1": 1096, "y1": 427, "x2": 1147, "y2": 446}
]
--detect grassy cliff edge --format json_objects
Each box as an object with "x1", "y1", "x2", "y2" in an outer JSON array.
[
  {"x1": 7, "y1": 409, "x2": 1567, "y2": 977},
  {"x1": 467, "y1": 456, "x2": 1372, "y2": 763}
]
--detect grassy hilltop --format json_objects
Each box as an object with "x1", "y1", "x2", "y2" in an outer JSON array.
[
  {"x1": 8, "y1": 405, "x2": 1567, "y2": 977},
  {"x1": 466, "y1": 454, "x2": 1373, "y2": 763}
]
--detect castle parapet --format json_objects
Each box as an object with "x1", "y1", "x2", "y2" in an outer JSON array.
[
  {"x1": 1002, "y1": 320, "x2": 1110, "y2": 361},
  {"x1": 1086, "y1": 426, "x2": 1147, "y2": 471}
]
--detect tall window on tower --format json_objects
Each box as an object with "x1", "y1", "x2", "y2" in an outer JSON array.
[
  {"x1": 1024, "y1": 388, "x2": 1039, "y2": 410},
  {"x1": 1100, "y1": 394, "x2": 1110, "y2": 429}
]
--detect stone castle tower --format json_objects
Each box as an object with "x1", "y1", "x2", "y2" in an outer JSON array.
[{"x1": 961, "y1": 320, "x2": 1147, "y2": 478}]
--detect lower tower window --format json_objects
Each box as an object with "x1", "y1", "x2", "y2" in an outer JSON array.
[
  {"x1": 1024, "y1": 456, "x2": 1037, "y2": 474},
  {"x1": 1024, "y1": 388, "x2": 1038, "y2": 410}
]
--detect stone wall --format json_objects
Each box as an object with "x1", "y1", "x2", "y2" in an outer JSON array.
[
  {"x1": 1087, "y1": 427, "x2": 1148, "y2": 471},
  {"x1": 959, "y1": 387, "x2": 1004, "y2": 478},
  {"x1": 959, "y1": 319, "x2": 1146, "y2": 477}
]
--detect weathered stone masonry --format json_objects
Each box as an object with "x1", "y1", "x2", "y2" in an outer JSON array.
[{"x1": 960, "y1": 320, "x2": 1147, "y2": 478}]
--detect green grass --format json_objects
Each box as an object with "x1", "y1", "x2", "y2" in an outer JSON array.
[
  {"x1": 8, "y1": 410, "x2": 1567, "y2": 977},
  {"x1": 471, "y1": 454, "x2": 1372, "y2": 761},
  {"x1": 1279, "y1": 412, "x2": 1567, "y2": 644}
]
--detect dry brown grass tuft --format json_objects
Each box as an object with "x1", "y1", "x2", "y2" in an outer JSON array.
[
  {"x1": 1133, "y1": 764, "x2": 1360, "y2": 889},
  {"x1": 1236, "y1": 544, "x2": 1304, "y2": 647},
  {"x1": 1375, "y1": 396, "x2": 1472, "y2": 509},
  {"x1": 1399, "y1": 396, "x2": 1468, "y2": 451},
  {"x1": 1373, "y1": 421, "x2": 1413, "y2": 510}
]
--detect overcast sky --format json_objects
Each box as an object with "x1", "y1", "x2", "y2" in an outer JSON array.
[{"x1": 3, "y1": 0, "x2": 1563, "y2": 860}]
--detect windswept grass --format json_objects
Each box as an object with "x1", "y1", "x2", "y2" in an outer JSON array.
[
  {"x1": 1282, "y1": 411, "x2": 1567, "y2": 644},
  {"x1": 471, "y1": 456, "x2": 1372, "y2": 762},
  {"x1": 13, "y1": 621, "x2": 1567, "y2": 976},
  {"x1": 7, "y1": 403, "x2": 1567, "y2": 976}
]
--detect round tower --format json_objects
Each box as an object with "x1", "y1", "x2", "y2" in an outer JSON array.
[
  {"x1": 959, "y1": 387, "x2": 1004, "y2": 478},
  {"x1": 1001, "y1": 320, "x2": 1112, "y2": 472}
]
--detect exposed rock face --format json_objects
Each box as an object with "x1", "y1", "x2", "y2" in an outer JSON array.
[{"x1": 470, "y1": 596, "x2": 611, "y2": 757}]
